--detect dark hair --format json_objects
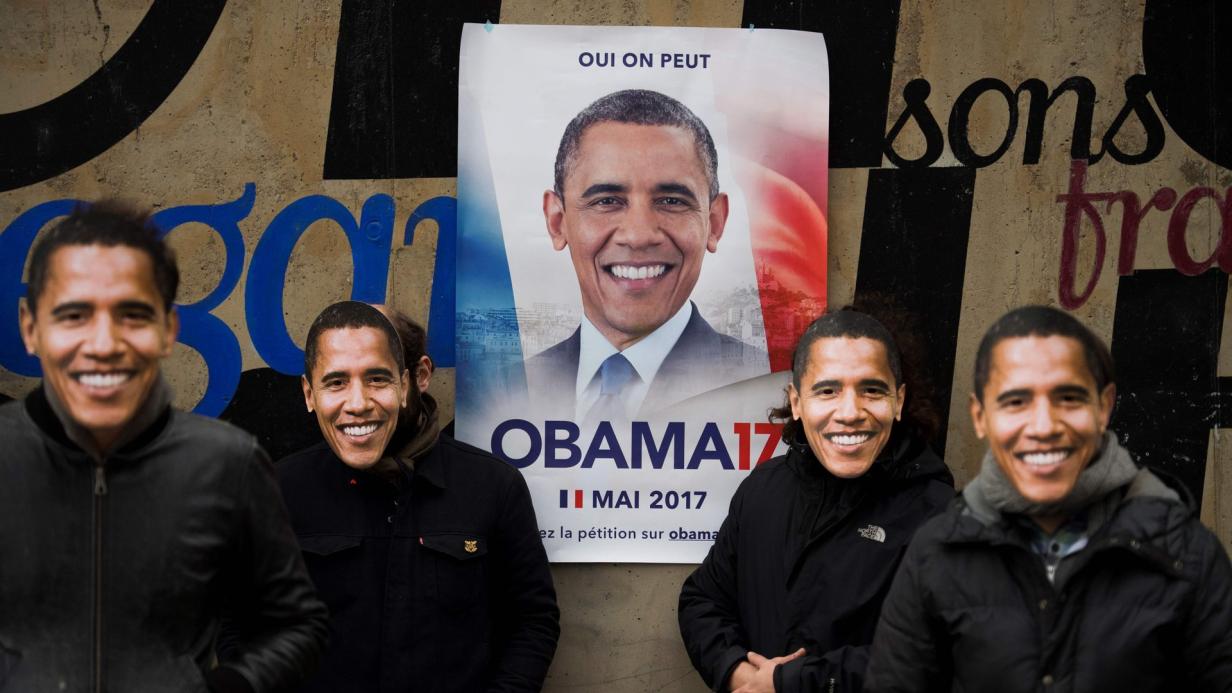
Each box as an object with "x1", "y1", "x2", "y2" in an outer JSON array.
[
  {"x1": 303, "y1": 301, "x2": 406, "y2": 379},
  {"x1": 770, "y1": 300, "x2": 942, "y2": 445},
  {"x1": 972, "y1": 305, "x2": 1115, "y2": 402},
  {"x1": 553, "y1": 89, "x2": 720, "y2": 200},
  {"x1": 27, "y1": 200, "x2": 179, "y2": 313},
  {"x1": 377, "y1": 306, "x2": 433, "y2": 375},
  {"x1": 786, "y1": 309, "x2": 901, "y2": 390},
  {"x1": 373, "y1": 306, "x2": 437, "y2": 441}
]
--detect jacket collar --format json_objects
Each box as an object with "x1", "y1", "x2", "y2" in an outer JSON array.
[
  {"x1": 958, "y1": 434, "x2": 1182, "y2": 533},
  {"x1": 355, "y1": 435, "x2": 447, "y2": 493},
  {"x1": 322, "y1": 437, "x2": 447, "y2": 494},
  {"x1": 26, "y1": 378, "x2": 173, "y2": 460},
  {"x1": 945, "y1": 465, "x2": 1191, "y2": 574},
  {"x1": 411, "y1": 440, "x2": 447, "y2": 489},
  {"x1": 963, "y1": 432, "x2": 1140, "y2": 522}
]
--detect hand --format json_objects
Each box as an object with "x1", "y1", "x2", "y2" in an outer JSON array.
[
  {"x1": 728, "y1": 648, "x2": 805, "y2": 693},
  {"x1": 728, "y1": 661, "x2": 758, "y2": 691}
]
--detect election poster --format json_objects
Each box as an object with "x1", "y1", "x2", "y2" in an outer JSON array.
[{"x1": 456, "y1": 24, "x2": 828, "y2": 562}]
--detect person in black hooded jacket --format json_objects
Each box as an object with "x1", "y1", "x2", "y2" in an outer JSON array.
[{"x1": 679, "y1": 308, "x2": 955, "y2": 693}]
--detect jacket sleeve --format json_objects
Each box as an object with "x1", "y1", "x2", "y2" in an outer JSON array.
[
  {"x1": 216, "y1": 442, "x2": 330, "y2": 693},
  {"x1": 863, "y1": 530, "x2": 948, "y2": 693},
  {"x1": 485, "y1": 468, "x2": 561, "y2": 693},
  {"x1": 1183, "y1": 528, "x2": 1232, "y2": 691},
  {"x1": 678, "y1": 489, "x2": 748, "y2": 692},
  {"x1": 772, "y1": 645, "x2": 868, "y2": 693}
]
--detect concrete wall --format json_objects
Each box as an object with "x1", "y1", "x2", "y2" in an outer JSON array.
[{"x1": 2, "y1": 2, "x2": 1228, "y2": 690}]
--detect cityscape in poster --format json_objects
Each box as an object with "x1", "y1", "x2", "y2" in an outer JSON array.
[{"x1": 456, "y1": 24, "x2": 829, "y2": 562}]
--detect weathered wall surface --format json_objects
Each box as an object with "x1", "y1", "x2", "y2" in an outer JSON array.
[{"x1": 1, "y1": 1, "x2": 1227, "y2": 690}]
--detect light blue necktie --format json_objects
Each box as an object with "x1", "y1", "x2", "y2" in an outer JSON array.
[{"x1": 585, "y1": 353, "x2": 638, "y2": 424}]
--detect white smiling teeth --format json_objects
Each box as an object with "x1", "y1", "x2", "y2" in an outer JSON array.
[
  {"x1": 342, "y1": 424, "x2": 379, "y2": 437},
  {"x1": 1021, "y1": 451, "x2": 1067, "y2": 466},
  {"x1": 611, "y1": 264, "x2": 667, "y2": 280},
  {"x1": 77, "y1": 373, "x2": 130, "y2": 388},
  {"x1": 829, "y1": 433, "x2": 872, "y2": 446}
]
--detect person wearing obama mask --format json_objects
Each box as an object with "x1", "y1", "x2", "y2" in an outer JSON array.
[
  {"x1": 278, "y1": 301, "x2": 559, "y2": 692},
  {"x1": 680, "y1": 307, "x2": 954, "y2": 692},
  {"x1": 866, "y1": 306, "x2": 1232, "y2": 692}
]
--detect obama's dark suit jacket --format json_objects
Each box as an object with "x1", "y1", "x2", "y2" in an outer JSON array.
[{"x1": 523, "y1": 304, "x2": 766, "y2": 418}]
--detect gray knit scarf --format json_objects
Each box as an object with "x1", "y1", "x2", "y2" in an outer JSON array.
[{"x1": 964, "y1": 432, "x2": 1138, "y2": 521}]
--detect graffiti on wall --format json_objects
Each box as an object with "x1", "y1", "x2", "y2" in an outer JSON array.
[
  {"x1": 1059, "y1": 160, "x2": 1231, "y2": 308},
  {"x1": 743, "y1": 0, "x2": 1229, "y2": 502},
  {"x1": 0, "y1": 0, "x2": 1228, "y2": 499},
  {"x1": 0, "y1": 184, "x2": 457, "y2": 454},
  {"x1": 0, "y1": 1, "x2": 229, "y2": 192}
]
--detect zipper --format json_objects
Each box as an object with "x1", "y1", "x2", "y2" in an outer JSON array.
[
  {"x1": 827, "y1": 677, "x2": 836, "y2": 693},
  {"x1": 93, "y1": 459, "x2": 107, "y2": 693}
]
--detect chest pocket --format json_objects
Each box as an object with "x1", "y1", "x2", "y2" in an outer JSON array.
[
  {"x1": 420, "y1": 532, "x2": 489, "y2": 614},
  {"x1": 297, "y1": 534, "x2": 366, "y2": 613}
]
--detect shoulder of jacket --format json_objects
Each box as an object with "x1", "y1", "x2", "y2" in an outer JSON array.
[
  {"x1": 726, "y1": 456, "x2": 793, "y2": 513},
  {"x1": 1185, "y1": 521, "x2": 1232, "y2": 579},
  {"x1": 435, "y1": 435, "x2": 520, "y2": 475},
  {"x1": 740, "y1": 454, "x2": 791, "y2": 486},
  {"x1": 275, "y1": 440, "x2": 334, "y2": 474},
  {"x1": 714, "y1": 332, "x2": 769, "y2": 363},
  {"x1": 1151, "y1": 504, "x2": 1226, "y2": 573},
  {"x1": 166, "y1": 410, "x2": 260, "y2": 454},
  {"x1": 0, "y1": 399, "x2": 30, "y2": 431},
  {"x1": 0, "y1": 398, "x2": 21, "y2": 417},
  {"x1": 917, "y1": 476, "x2": 960, "y2": 510},
  {"x1": 1109, "y1": 489, "x2": 1194, "y2": 534},
  {"x1": 528, "y1": 332, "x2": 578, "y2": 363},
  {"x1": 0, "y1": 400, "x2": 46, "y2": 453},
  {"x1": 911, "y1": 499, "x2": 973, "y2": 546},
  {"x1": 867, "y1": 475, "x2": 959, "y2": 530},
  {"x1": 1176, "y1": 515, "x2": 1225, "y2": 555},
  {"x1": 713, "y1": 330, "x2": 751, "y2": 348},
  {"x1": 1100, "y1": 497, "x2": 1226, "y2": 582}
]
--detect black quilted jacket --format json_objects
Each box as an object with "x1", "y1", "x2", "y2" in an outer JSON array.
[{"x1": 866, "y1": 468, "x2": 1232, "y2": 693}]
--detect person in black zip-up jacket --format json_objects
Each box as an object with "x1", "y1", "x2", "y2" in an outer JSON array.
[
  {"x1": 679, "y1": 308, "x2": 954, "y2": 693},
  {"x1": 865, "y1": 306, "x2": 1232, "y2": 692},
  {"x1": 0, "y1": 202, "x2": 328, "y2": 693}
]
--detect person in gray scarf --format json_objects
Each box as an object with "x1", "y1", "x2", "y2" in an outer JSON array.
[{"x1": 865, "y1": 305, "x2": 1232, "y2": 693}]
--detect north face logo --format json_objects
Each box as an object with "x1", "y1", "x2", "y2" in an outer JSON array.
[{"x1": 857, "y1": 524, "x2": 886, "y2": 543}]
